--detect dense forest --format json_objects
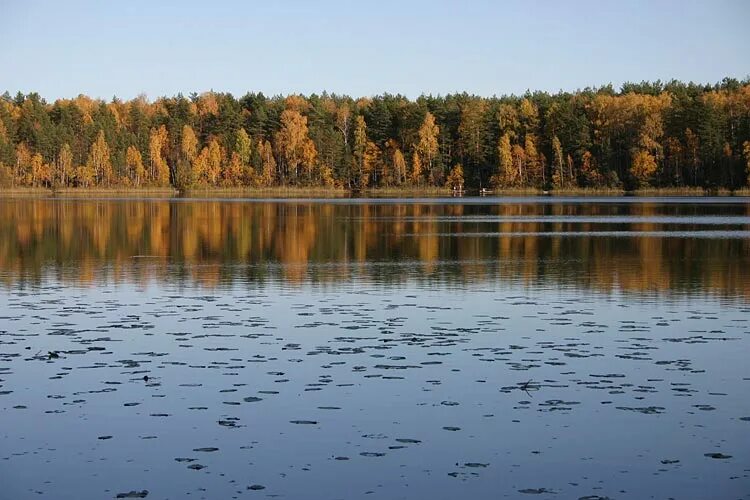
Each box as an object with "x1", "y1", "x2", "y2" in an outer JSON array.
[{"x1": 1, "y1": 78, "x2": 749, "y2": 191}]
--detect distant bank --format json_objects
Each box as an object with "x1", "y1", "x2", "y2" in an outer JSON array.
[{"x1": 1, "y1": 186, "x2": 749, "y2": 198}]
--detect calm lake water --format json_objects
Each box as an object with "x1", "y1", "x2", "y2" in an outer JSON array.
[{"x1": 1, "y1": 197, "x2": 749, "y2": 500}]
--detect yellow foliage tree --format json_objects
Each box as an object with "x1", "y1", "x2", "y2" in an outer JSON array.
[
  {"x1": 206, "y1": 138, "x2": 223, "y2": 185},
  {"x1": 353, "y1": 115, "x2": 368, "y2": 186},
  {"x1": 319, "y1": 164, "x2": 335, "y2": 187},
  {"x1": 497, "y1": 104, "x2": 519, "y2": 139},
  {"x1": 176, "y1": 124, "x2": 199, "y2": 188},
  {"x1": 15, "y1": 143, "x2": 32, "y2": 186},
  {"x1": 192, "y1": 147, "x2": 209, "y2": 185},
  {"x1": 233, "y1": 127, "x2": 254, "y2": 185},
  {"x1": 125, "y1": 145, "x2": 145, "y2": 187},
  {"x1": 580, "y1": 151, "x2": 603, "y2": 187},
  {"x1": 511, "y1": 144, "x2": 526, "y2": 185},
  {"x1": 181, "y1": 125, "x2": 198, "y2": 162},
  {"x1": 284, "y1": 95, "x2": 310, "y2": 113},
  {"x1": 31, "y1": 153, "x2": 50, "y2": 187},
  {"x1": 149, "y1": 125, "x2": 170, "y2": 186},
  {"x1": 410, "y1": 150, "x2": 423, "y2": 186},
  {"x1": 360, "y1": 141, "x2": 381, "y2": 188},
  {"x1": 491, "y1": 133, "x2": 514, "y2": 188},
  {"x1": 391, "y1": 145, "x2": 406, "y2": 186},
  {"x1": 446, "y1": 163, "x2": 464, "y2": 190},
  {"x1": 417, "y1": 112, "x2": 439, "y2": 183},
  {"x1": 196, "y1": 92, "x2": 219, "y2": 134},
  {"x1": 519, "y1": 98, "x2": 539, "y2": 137},
  {"x1": 76, "y1": 163, "x2": 94, "y2": 187},
  {"x1": 631, "y1": 150, "x2": 657, "y2": 186},
  {"x1": 524, "y1": 134, "x2": 542, "y2": 186},
  {"x1": 57, "y1": 143, "x2": 73, "y2": 187},
  {"x1": 275, "y1": 109, "x2": 317, "y2": 182},
  {"x1": 224, "y1": 153, "x2": 244, "y2": 187},
  {"x1": 551, "y1": 136, "x2": 565, "y2": 188},
  {"x1": 87, "y1": 130, "x2": 113, "y2": 187},
  {"x1": 257, "y1": 139, "x2": 276, "y2": 187},
  {"x1": 235, "y1": 128, "x2": 252, "y2": 165}
]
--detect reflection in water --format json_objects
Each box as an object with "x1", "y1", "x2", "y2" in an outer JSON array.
[
  {"x1": 1, "y1": 197, "x2": 749, "y2": 499},
  {"x1": 1, "y1": 198, "x2": 749, "y2": 297}
]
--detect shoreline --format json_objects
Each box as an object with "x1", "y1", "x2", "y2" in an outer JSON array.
[
  {"x1": 182, "y1": 186, "x2": 350, "y2": 198},
  {"x1": 1, "y1": 186, "x2": 748, "y2": 199}
]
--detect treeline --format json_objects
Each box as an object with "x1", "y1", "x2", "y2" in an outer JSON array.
[{"x1": 1, "y1": 78, "x2": 749, "y2": 191}]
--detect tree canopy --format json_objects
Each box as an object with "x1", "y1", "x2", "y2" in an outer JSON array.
[{"x1": 1, "y1": 79, "x2": 749, "y2": 191}]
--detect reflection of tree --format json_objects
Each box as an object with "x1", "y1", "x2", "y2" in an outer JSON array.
[
  {"x1": 0, "y1": 200, "x2": 748, "y2": 299},
  {"x1": 273, "y1": 204, "x2": 318, "y2": 283}
]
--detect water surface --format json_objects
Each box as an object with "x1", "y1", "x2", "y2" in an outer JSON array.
[{"x1": 1, "y1": 197, "x2": 749, "y2": 499}]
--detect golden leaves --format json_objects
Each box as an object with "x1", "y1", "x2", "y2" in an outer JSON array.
[
  {"x1": 275, "y1": 109, "x2": 317, "y2": 181},
  {"x1": 631, "y1": 150, "x2": 658, "y2": 185},
  {"x1": 87, "y1": 130, "x2": 112, "y2": 186},
  {"x1": 446, "y1": 164, "x2": 464, "y2": 189},
  {"x1": 125, "y1": 146, "x2": 145, "y2": 187},
  {"x1": 181, "y1": 125, "x2": 198, "y2": 162},
  {"x1": 149, "y1": 126, "x2": 170, "y2": 186}
]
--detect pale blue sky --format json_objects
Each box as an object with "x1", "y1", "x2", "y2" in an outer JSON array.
[{"x1": 1, "y1": 0, "x2": 748, "y2": 100}]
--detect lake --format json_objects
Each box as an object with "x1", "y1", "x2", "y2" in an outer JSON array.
[{"x1": 1, "y1": 196, "x2": 749, "y2": 499}]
